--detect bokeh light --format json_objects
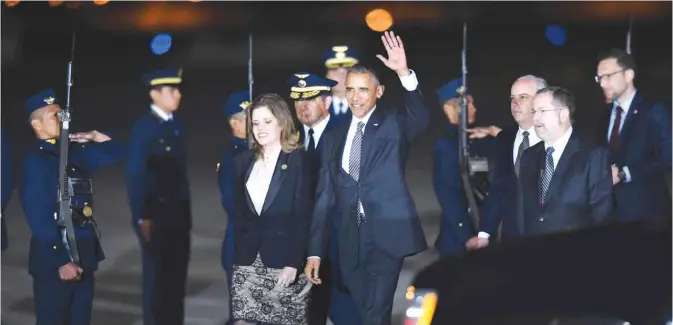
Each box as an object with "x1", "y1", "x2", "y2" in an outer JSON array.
[{"x1": 366, "y1": 9, "x2": 393, "y2": 32}]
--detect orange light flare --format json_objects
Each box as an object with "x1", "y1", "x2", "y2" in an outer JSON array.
[
  {"x1": 48, "y1": 0, "x2": 63, "y2": 7},
  {"x1": 4, "y1": 1, "x2": 20, "y2": 8},
  {"x1": 93, "y1": 0, "x2": 109, "y2": 6},
  {"x1": 366, "y1": 9, "x2": 394, "y2": 32}
]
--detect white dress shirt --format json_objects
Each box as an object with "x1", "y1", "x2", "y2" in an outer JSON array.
[
  {"x1": 246, "y1": 147, "x2": 281, "y2": 215},
  {"x1": 303, "y1": 114, "x2": 331, "y2": 150},
  {"x1": 606, "y1": 90, "x2": 637, "y2": 183},
  {"x1": 544, "y1": 126, "x2": 574, "y2": 168},
  {"x1": 512, "y1": 125, "x2": 542, "y2": 165},
  {"x1": 151, "y1": 104, "x2": 173, "y2": 121},
  {"x1": 332, "y1": 96, "x2": 349, "y2": 115}
]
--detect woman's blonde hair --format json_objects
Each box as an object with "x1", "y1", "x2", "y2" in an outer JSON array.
[{"x1": 246, "y1": 93, "x2": 300, "y2": 158}]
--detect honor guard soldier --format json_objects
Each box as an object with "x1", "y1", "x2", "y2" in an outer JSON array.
[
  {"x1": 125, "y1": 68, "x2": 191, "y2": 325},
  {"x1": 432, "y1": 79, "x2": 497, "y2": 256},
  {"x1": 19, "y1": 88, "x2": 125, "y2": 325},
  {"x1": 217, "y1": 90, "x2": 250, "y2": 325},
  {"x1": 2, "y1": 130, "x2": 14, "y2": 252},
  {"x1": 324, "y1": 45, "x2": 359, "y2": 124},
  {"x1": 287, "y1": 73, "x2": 362, "y2": 325}
]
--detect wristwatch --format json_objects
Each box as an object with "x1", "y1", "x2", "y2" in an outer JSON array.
[{"x1": 618, "y1": 167, "x2": 626, "y2": 182}]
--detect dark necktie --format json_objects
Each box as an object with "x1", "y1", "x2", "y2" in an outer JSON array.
[
  {"x1": 307, "y1": 128, "x2": 316, "y2": 153},
  {"x1": 540, "y1": 147, "x2": 555, "y2": 204},
  {"x1": 609, "y1": 106, "x2": 623, "y2": 152},
  {"x1": 514, "y1": 131, "x2": 530, "y2": 178},
  {"x1": 349, "y1": 122, "x2": 365, "y2": 226}
]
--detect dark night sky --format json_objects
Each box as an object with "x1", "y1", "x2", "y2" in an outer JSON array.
[{"x1": 2, "y1": 1, "x2": 671, "y2": 163}]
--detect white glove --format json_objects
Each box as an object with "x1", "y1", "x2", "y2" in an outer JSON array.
[{"x1": 277, "y1": 267, "x2": 297, "y2": 287}]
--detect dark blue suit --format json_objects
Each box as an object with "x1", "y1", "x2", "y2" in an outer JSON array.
[
  {"x1": 479, "y1": 125, "x2": 523, "y2": 240},
  {"x1": 217, "y1": 136, "x2": 246, "y2": 324},
  {"x1": 19, "y1": 137, "x2": 124, "y2": 325},
  {"x1": 125, "y1": 111, "x2": 191, "y2": 325},
  {"x1": 308, "y1": 86, "x2": 429, "y2": 325},
  {"x1": 596, "y1": 92, "x2": 672, "y2": 221},
  {"x1": 2, "y1": 130, "x2": 14, "y2": 252},
  {"x1": 432, "y1": 124, "x2": 495, "y2": 255},
  {"x1": 520, "y1": 130, "x2": 613, "y2": 236},
  {"x1": 299, "y1": 116, "x2": 362, "y2": 325}
]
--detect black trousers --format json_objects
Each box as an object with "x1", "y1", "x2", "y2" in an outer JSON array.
[
  {"x1": 307, "y1": 253, "x2": 331, "y2": 325},
  {"x1": 149, "y1": 226, "x2": 191, "y2": 325},
  {"x1": 341, "y1": 222, "x2": 404, "y2": 325}
]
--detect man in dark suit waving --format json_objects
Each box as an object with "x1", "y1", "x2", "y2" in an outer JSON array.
[
  {"x1": 304, "y1": 31, "x2": 428, "y2": 325},
  {"x1": 520, "y1": 86, "x2": 613, "y2": 236}
]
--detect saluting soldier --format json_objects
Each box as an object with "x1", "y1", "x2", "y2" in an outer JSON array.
[
  {"x1": 287, "y1": 73, "x2": 361, "y2": 325},
  {"x1": 432, "y1": 79, "x2": 498, "y2": 256},
  {"x1": 125, "y1": 68, "x2": 191, "y2": 325},
  {"x1": 2, "y1": 130, "x2": 14, "y2": 252},
  {"x1": 19, "y1": 88, "x2": 125, "y2": 325},
  {"x1": 324, "y1": 45, "x2": 359, "y2": 125},
  {"x1": 217, "y1": 90, "x2": 250, "y2": 325}
]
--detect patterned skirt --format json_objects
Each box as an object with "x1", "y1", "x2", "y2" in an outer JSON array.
[{"x1": 231, "y1": 254, "x2": 312, "y2": 325}]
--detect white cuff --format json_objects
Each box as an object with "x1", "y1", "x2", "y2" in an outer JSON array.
[
  {"x1": 622, "y1": 166, "x2": 632, "y2": 183},
  {"x1": 307, "y1": 256, "x2": 321, "y2": 260},
  {"x1": 477, "y1": 231, "x2": 490, "y2": 239},
  {"x1": 399, "y1": 69, "x2": 418, "y2": 91}
]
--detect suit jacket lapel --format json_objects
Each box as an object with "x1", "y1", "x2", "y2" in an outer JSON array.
[
  {"x1": 261, "y1": 151, "x2": 290, "y2": 214},
  {"x1": 617, "y1": 92, "x2": 642, "y2": 148},
  {"x1": 506, "y1": 126, "x2": 518, "y2": 173},
  {"x1": 541, "y1": 132, "x2": 580, "y2": 209},
  {"x1": 360, "y1": 107, "x2": 384, "y2": 179},
  {"x1": 337, "y1": 115, "x2": 352, "y2": 174}
]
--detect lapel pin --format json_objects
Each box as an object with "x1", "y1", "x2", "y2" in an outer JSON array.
[
  {"x1": 373, "y1": 123, "x2": 379, "y2": 127},
  {"x1": 281, "y1": 164, "x2": 287, "y2": 170},
  {"x1": 633, "y1": 110, "x2": 638, "y2": 115}
]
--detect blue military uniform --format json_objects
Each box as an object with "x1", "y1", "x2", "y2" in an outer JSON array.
[
  {"x1": 217, "y1": 90, "x2": 250, "y2": 325},
  {"x1": 323, "y1": 46, "x2": 358, "y2": 124},
  {"x1": 288, "y1": 73, "x2": 361, "y2": 325},
  {"x1": 433, "y1": 80, "x2": 495, "y2": 256},
  {"x1": 19, "y1": 89, "x2": 125, "y2": 325},
  {"x1": 2, "y1": 130, "x2": 14, "y2": 252},
  {"x1": 125, "y1": 68, "x2": 191, "y2": 325}
]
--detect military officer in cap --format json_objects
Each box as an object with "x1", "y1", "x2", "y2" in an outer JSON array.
[
  {"x1": 217, "y1": 90, "x2": 250, "y2": 325},
  {"x1": 324, "y1": 45, "x2": 359, "y2": 124},
  {"x1": 432, "y1": 79, "x2": 499, "y2": 256},
  {"x1": 287, "y1": 73, "x2": 361, "y2": 325},
  {"x1": 2, "y1": 130, "x2": 14, "y2": 252},
  {"x1": 19, "y1": 88, "x2": 125, "y2": 325},
  {"x1": 125, "y1": 68, "x2": 191, "y2": 325}
]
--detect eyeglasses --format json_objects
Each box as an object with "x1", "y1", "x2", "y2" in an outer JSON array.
[
  {"x1": 531, "y1": 108, "x2": 566, "y2": 116},
  {"x1": 595, "y1": 70, "x2": 625, "y2": 83}
]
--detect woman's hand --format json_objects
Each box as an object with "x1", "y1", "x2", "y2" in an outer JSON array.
[{"x1": 277, "y1": 266, "x2": 297, "y2": 287}]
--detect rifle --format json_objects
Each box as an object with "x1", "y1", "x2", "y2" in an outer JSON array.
[
  {"x1": 626, "y1": 14, "x2": 633, "y2": 54},
  {"x1": 456, "y1": 23, "x2": 489, "y2": 233},
  {"x1": 246, "y1": 29, "x2": 254, "y2": 150},
  {"x1": 56, "y1": 33, "x2": 80, "y2": 265}
]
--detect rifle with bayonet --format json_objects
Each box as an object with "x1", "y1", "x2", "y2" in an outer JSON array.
[
  {"x1": 456, "y1": 22, "x2": 489, "y2": 233},
  {"x1": 56, "y1": 33, "x2": 81, "y2": 265},
  {"x1": 247, "y1": 29, "x2": 254, "y2": 149}
]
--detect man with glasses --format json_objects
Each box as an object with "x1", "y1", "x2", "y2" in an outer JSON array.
[
  {"x1": 518, "y1": 86, "x2": 613, "y2": 237},
  {"x1": 466, "y1": 75, "x2": 546, "y2": 249},
  {"x1": 594, "y1": 48, "x2": 672, "y2": 222}
]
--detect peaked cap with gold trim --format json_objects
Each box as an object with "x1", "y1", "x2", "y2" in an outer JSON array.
[
  {"x1": 223, "y1": 90, "x2": 252, "y2": 119},
  {"x1": 286, "y1": 73, "x2": 337, "y2": 101},
  {"x1": 25, "y1": 88, "x2": 58, "y2": 117},
  {"x1": 323, "y1": 45, "x2": 359, "y2": 69},
  {"x1": 143, "y1": 68, "x2": 183, "y2": 87}
]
